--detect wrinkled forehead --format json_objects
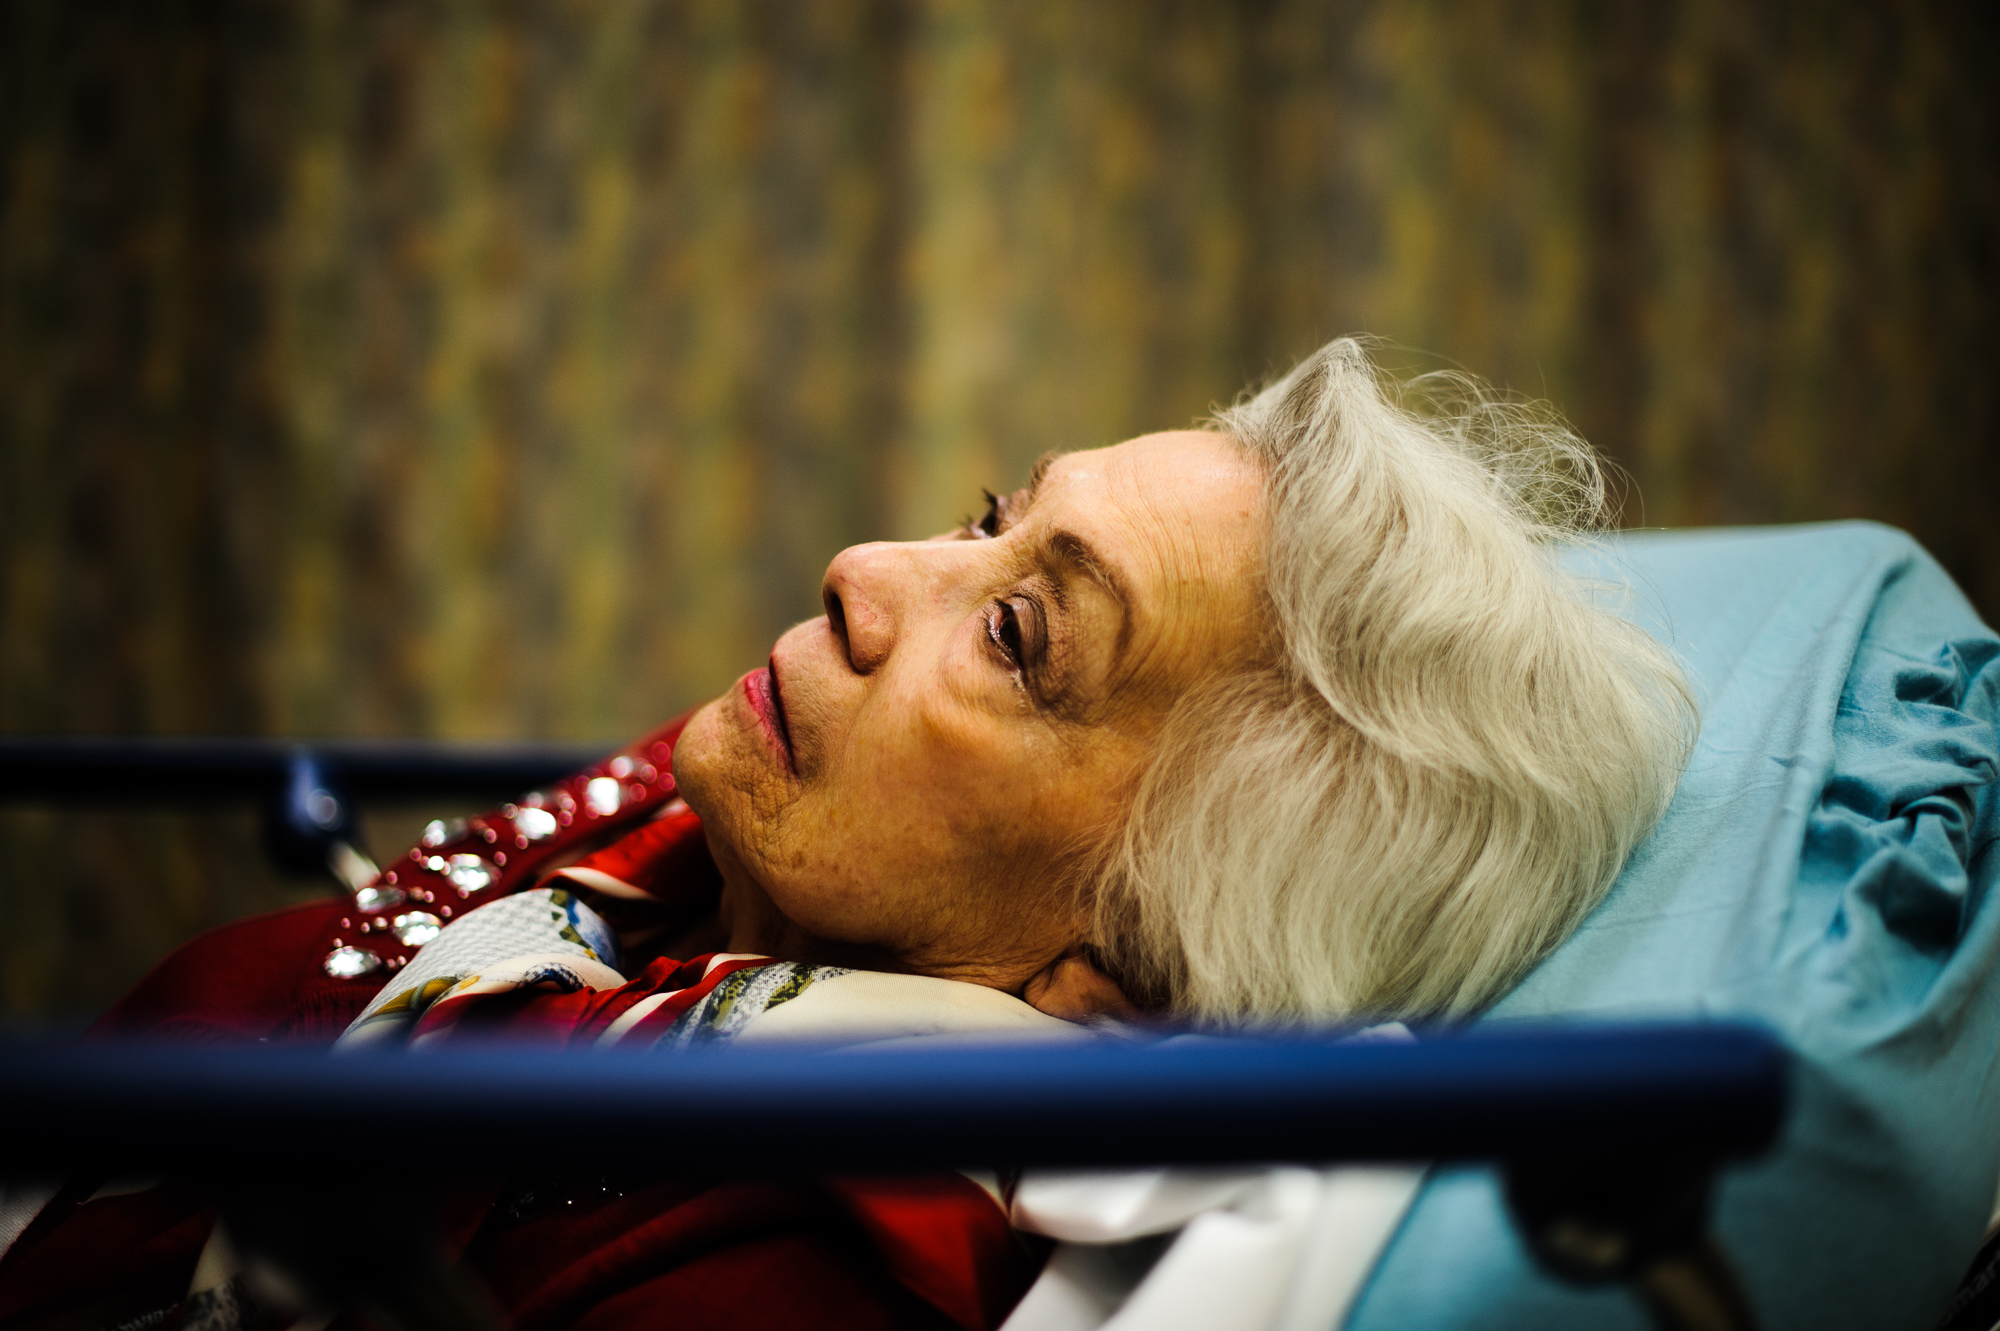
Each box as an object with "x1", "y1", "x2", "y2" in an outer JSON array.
[{"x1": 1039, "y1": 431, "x2": 1267, "y2": 704}]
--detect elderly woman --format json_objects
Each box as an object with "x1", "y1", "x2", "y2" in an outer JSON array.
[
  {"x1": 678, "y1": 335, "x2": 1688, "y2": 1025},
  {"x1": 0, "y1": 339, "x2": 1692, "y2": 1330}
]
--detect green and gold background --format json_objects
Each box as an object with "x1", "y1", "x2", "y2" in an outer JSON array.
[{"x1": 3, "y1": 0, "x2": 1994, "y2": 1018}]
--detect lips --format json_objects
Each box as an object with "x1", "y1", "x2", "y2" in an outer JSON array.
[{"x1": 743, "y1": 658, "x2": 796, "y2": 772}]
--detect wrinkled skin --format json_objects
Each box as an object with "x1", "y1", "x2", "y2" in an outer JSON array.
[{"x1": 671, "y1": 430, "x2": 1265, "y2": 1018}]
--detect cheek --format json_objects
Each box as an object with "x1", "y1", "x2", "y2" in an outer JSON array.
[
  {"x1": 837, "y1": 686, "x2": 1049, "y2": 846},
  {"x1": 762, "y1": 713, "x2": 1129, "y2": 947},
  {"x1": 749, "y1": 711, "x2": 995, "y2": 932}
]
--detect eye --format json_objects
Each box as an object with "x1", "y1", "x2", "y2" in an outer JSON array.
[{"x1": 988, "y1": 598, "x2": 1025, "y2": 666}]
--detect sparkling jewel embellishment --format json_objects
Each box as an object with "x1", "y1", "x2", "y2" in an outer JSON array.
[
  {"x1": 320, "y1": 745, "x2": 679, "y2": 982},
  {"x1": 585, "y1": 776, "x2": 622, "y2": 817},
  {"x1": 323, "y1": 945, "x2": 383, "y2": 979},
  {"x1": 392, "y1": 911, "x2": 442, "y2": 946},
  {"x1": 353, "y1": 883, "x2": 406, "y2": 914},
  {"x1": 430, "y1": 853, "x2": 495, "y2": 896},
  {"x1": 513, "y1": 806, "x2": 558, "y2": 841}
]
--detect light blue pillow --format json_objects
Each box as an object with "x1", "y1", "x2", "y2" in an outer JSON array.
[{"x1": 1346, "y1": 522, "x2": 2000, "y2": 1331}]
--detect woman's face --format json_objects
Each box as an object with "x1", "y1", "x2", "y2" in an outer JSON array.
[{"x1": 672, "y1": 430, "x2": 1265, "y2": 994}]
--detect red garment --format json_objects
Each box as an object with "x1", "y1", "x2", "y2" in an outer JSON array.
[
  {"x1": 0, "y1": 713, "x2": 1041, "y2": 1331},
  {"x1": 90, "y1": 713, "x2": 710, "y2": 1046},
  {"x1": 554, "y1": 803, "x2": 716, "y2": 900},
  {"x1": 94, "y1": 895, "x2": 365, "y2": 1044},
  {"x1": 471, "y1": 1175, "x2": 1027, "y2": 1331}
]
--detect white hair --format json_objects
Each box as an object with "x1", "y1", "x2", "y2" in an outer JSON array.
[{"x1": 1093, "y1": 337, "x2": 1695, "y2": 1024}]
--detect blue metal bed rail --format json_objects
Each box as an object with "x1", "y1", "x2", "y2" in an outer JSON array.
[
  {"x1": 0, "y1": 734, "x2": 605, "y2": 877},
  {"x1": 0, "y1": 1026, "x2": 1786, "y2": 1331},
  {"x1": 0, "y1": 1023, "x2": 1786, "y2": 1177},
  {"x1": 0, "y1": 735, "x2": 605, "y2": 803}
]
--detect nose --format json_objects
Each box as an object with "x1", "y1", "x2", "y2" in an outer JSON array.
[{"x1": 821, "y1": 542, "x2": 906, "y2": 675}]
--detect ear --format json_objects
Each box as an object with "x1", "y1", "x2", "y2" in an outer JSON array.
[{"x1": 1022, "y1": 946, "x2": 1140, "y2": 1023}]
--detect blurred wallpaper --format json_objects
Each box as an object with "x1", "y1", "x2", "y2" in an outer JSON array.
[{"x1": 3, "y1": 0, "x2": 1996, "y2": 1018}]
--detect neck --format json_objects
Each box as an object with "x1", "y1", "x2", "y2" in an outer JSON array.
[{"x1": 716, "y1": 867, "x2": 904, "y2": 973}]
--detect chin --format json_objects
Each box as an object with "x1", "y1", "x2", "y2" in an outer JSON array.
[
  {"x1": 668, "y1": 695, "x2": 733, "y2": 818},
  {"x1": 671, "y1": 690, "x2": 788, "y2": 844}
]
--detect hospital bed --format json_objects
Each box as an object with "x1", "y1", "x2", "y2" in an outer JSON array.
[{"x1": 1, "y1": 521, "x2": 1995, "y2": 1331}]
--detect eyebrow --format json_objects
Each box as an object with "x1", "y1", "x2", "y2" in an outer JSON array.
[
  {"x1": 1019, "y1": 449, "x2": 1130, "y2": 611},
  {"x1": 1009, "y1": 451, "x2": 1136, "y2": 700},
  {"x1": 1045, "y1": 527, "x2": 1130, "y2": 629},
  {"x1": 1034, "y1": 526, "x2": 1133, "y2": 715}
]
